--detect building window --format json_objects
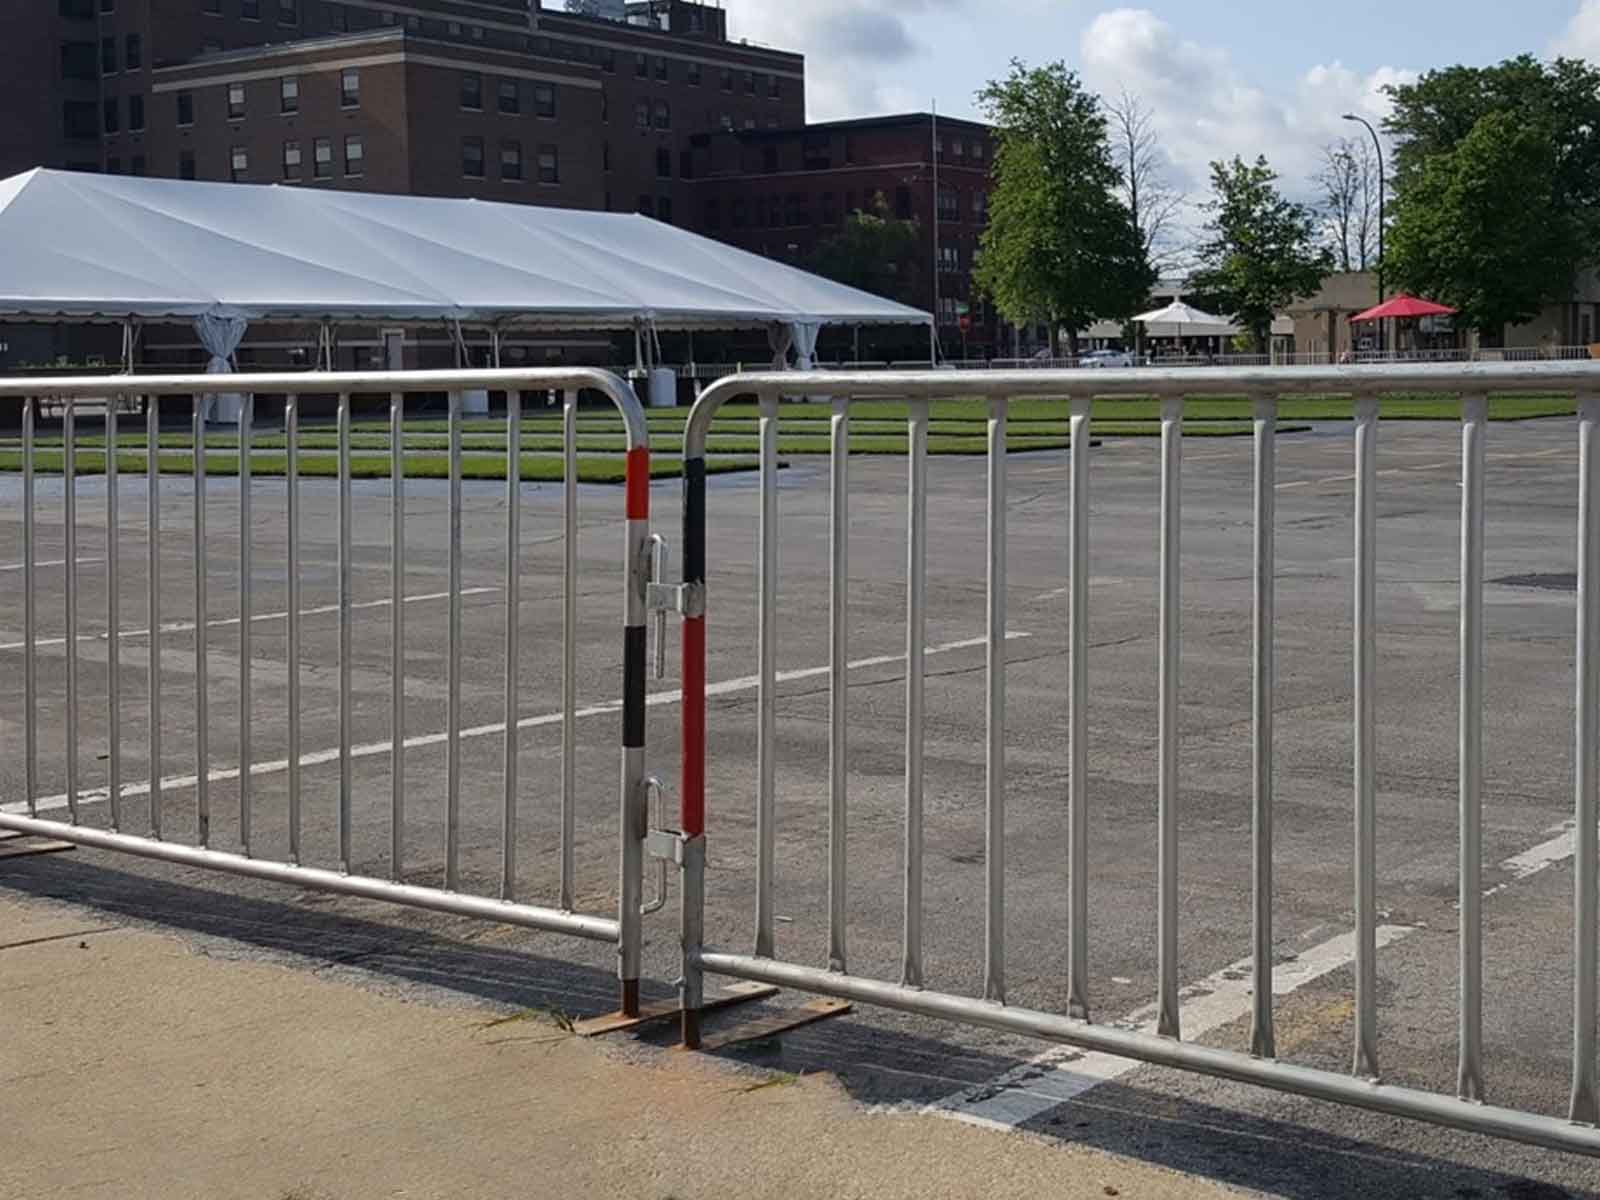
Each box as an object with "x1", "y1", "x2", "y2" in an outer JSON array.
[
  {"x1": 655, "y1": 147, "x2": 671, "y2": 178},
  {"x1": 283, "y1": 140, "x2": 302, "y2": 179},
  {"x1": 242, "y1": 0, "x2": 259, "y2": 18},
  {"x1": 679, "y1": 149, "x2": 693, "y2": 179},
  {"x1": 102, "y1": 96, "x2": 118, "y2": 134},
  {"x1": 719, "y1": 68, "x2": 732, "y2": 92},
  {"x1": 327, "y1": 2, "x2": 346, "y2": 31},
  {"x1": 719, "y1": 112, "x2": 732, "y2": 131},
  {"x1": 769, "y1": 74, "x2": 780, "y2": 99},
  {"x1": 971, "y1": 140, "x2": 984, "y2": 161},
  {"x1": 470, "y1": 24, "x2": 483, "y2": 39},
  {"x1": 231, "y1": 146, "x2": 248, "y2": 182},
  {"x1": 601, "y1": 48, "x2": 615, "y2": 72},
  {"x1": 280, "y1": 76, "x2": 299, "y2": 114},
  {"x1": 938, "y1": 188, "x2": 959, "y2": 221},
  {"x1": 537, "y1": 143, "x2": 558, "y2": 184},
  {"x1": 634, "y1": 101, "x2": 649, "y2": 129},
  {"x1": 653, "y1": 100, "x2": 670, "y2": 130},
  {"x1": 344, "y1": 133, "x2": 363, "y2": 176},
  {"x1": 380, "y1": 9, "x2": 394, "y2": 23},
  {"x1": 179, "y1": 149, "x2": 196, "y2": 179},
  {"x1": 634, "y1": 53, "x2": 647, "y2": 78},
  {"x1": 462, "y1": 136, "x2": 484, "y2": 178},
  {"x1": 784, "y1": 192, "x2": 806, "y2": 226},
  {"x1": 654, "y1": 56, "x2": 668, "y2": 82},
  {"x1": 657, "y1": 196, "x2": 672, "y2": 224},
  {"x1": 131, "y1": 154, "x2": 145, "y2": 175},
  {"x1": 743, "y1": 117, "x2": 755, "y2": 130},
  {"x1": 128, "y1": 94, "x2": 144, "y2": 131},
  {"x1": 895, "y1": 186, "x2": 912, "y2": 220},
  {"x1": 500, "y1": 140, "x2": 522, "y2": 181},
  {"x1": 974, "y1": 190, "x2": 988, "y2": 221},
  {"x1": 687, "y1": 61, "x2": 701, "y2": 86},
  {"x1": 314, "y1": 136, "x2": 332, "y2": 178},
  {"x1": 340, "y1": 68, "x2": 359, "y2": 108},
  {"x1": 743, "y1": 70, "x2": 755, "y2": 94},
  {"x1": 227, "y1": 82, "x2": 245, "y2": 120},
  {"x1": 176, "y1": 90, "x2": 194, "y2": 126},
  {"x1": 405, "y1": 14, "x2": 418, "y2": 30},
  {"x1": 534, "y1": 84, "x2": 555, "y2": 118},
  {"x1": 101, "y1": 37, "x2": 116, "y2": 75},
  {"x1": 767, "y1": 195, "x2": 781, "y2": 226},
  {"x1": 498, "y1": 79, "x2": 519, "y2": 114},
  {"x1": 279, "y1": 0, "x2": 299, "y2": 24},
  {"x1": 461, "y1": 73, "x2": 482, "y2": 111},
  {"x1": 125, "y1": 33, "x2": 141, "y2": 71}
]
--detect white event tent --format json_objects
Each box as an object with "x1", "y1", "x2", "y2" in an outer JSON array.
[{"x1": 0, "y1": 168, "x2": 932, "y2": 391}]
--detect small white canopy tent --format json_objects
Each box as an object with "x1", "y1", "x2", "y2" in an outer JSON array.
[{"x1": 0, "y1": 169, "x2": 930, "y2": 414}]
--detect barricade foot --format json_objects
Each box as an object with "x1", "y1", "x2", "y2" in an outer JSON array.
[
  {"x1": 0, "y1": 831, "x2": 75, "y2": 861},
  {"x1": 575, "y1": 981, "x2": 777, "y2": 1039},
  {"x1": 697, "y1": 998, "x2": 852, "y2": 1052}
]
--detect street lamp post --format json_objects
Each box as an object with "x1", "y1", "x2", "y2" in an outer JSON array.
[{"x1": 1342, "y1": 112, "x2": 1386, "y2": 352}]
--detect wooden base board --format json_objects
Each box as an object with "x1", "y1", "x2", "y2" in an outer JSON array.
[
  {"x1": 0, "y1": 831, "x2": 76, "y2": 860},
  {"x1": 574, "y1": 980, "x2": 779, "y2": 1038},
  {"x1": 698, "y1": 998, "x2": 852, "y2": 1052}
]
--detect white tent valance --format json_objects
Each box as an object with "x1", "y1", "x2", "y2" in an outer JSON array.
[{"x1": 0, "y1": 170, "x2": 931, "y2": 343}]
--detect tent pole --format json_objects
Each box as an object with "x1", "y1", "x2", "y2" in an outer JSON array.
[{"x1": 122, "y1": 318, "x2": 134, "y2": 374}]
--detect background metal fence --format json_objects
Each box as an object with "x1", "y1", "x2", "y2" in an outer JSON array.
[
  {"x1": 0, "y1": 366, "x2": 655, "y2": 1018},
  {"x1": 674, "y1": 361, "x2": 1600, "y2": 1156}
]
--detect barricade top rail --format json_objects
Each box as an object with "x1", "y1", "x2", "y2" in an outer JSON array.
[{"x1": 0, "y1": 366, "x2": 650, "y2": 446}]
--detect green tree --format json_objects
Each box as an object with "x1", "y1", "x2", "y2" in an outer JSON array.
[
  {"x1": 1189, "y1": 156, "x2": 1329, "y2": 351},
  {"x1": 972, "y1": 60, "x2": 1152, "y2": 356},
  {"x1": 1386, "y1": 111, "x2": 1578, "y2": 335},
  {"x1": 807, "y1": 193, "x2": 922, "y2": 307}
]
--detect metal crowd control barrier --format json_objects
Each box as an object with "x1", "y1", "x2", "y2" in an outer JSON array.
[
  {"x1": 673, "y1": 361, "x2": 1600, "y2": 1156},
  {"x1": 0, "y1": 367, "x2": 655, "y2": 1019}
]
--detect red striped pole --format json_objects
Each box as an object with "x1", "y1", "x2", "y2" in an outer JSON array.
[{"x1": 620, "y1": 444, "x2": 650, "y2": 1018}]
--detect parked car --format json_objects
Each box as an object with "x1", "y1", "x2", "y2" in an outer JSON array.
[{"x1": 1080, "y1": 349, "x2": 1136, "y2": 368}]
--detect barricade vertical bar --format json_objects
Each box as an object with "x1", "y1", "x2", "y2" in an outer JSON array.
[
  {"x1": 64, "y1": 401, "x2": 79, "y2": 824},
  {"x1": 285, "y1": 394, "x2": 301, "y2": 864},
  {"x1": 389, "y1": 390, "x2": 404, "y2": 879},
  {"x1": 1251, "y1": 394, "x2": 1277, "y2": 1058},
  {"x1": 620, "y1": 439, "x2": 651, "y2": 1018},
  {"x1": 755, "y1": 390, "x2": 779, "y2": 959},
  {"x1": 146, "y1": 397, "x2": 161, "y2": 839},
  {"x1": 561, "y1": 389, "x2": 577, "y2": 910},
  {"x1": 502, "y1": 390, "x2": 522, "y2": 901},
  {"x1": 1158, "y1": 395, "x2": 1183, "y2": 1039},
  {"x1": 338, "y1": 393, "x2": 353, "y2": 873},
  {"x1": 22, "y1": 399, "x2": 37, "y2": 817},
  {"x1": 680, "y1": 420, "x2": 708, "y2": 1048},
  {"x1": 829, "y1": 393, "x2": 849, "y2": 973},
  {"x1": 1459, "y1": 393, "x2": 1487, "y2": 1102},
  {"x1": 985, "y1": 396, "x2": 1007, "y2": 1005},
  {"x1": 1067, "y1": 394, "x2": 1092, "y2": 1020},
  {"x1": 902, "y1": 397, "x2": 929, "y2": 989},
  {"x1": 193, "y1": 396, "x2": 209, "y2": 845},
  {"x1": 1354, "y1": 395, "x2": 1381, "y2": 1079},
  {"x1": 446, "y1": 389, "x2": 462, "y2": 889},
  {"x1": 105, "y1": 396, "x2": 121, "y2": 830},
  {"x1": 1572, "y1": 394, "x2": 1600, "y2": 1125},
  {"x1": 238, "y1": 393, "x2": 252, "y2": 854}
]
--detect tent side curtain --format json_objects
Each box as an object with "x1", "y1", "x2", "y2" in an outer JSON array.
[
  {"x1": 791, "y1": 321, "x2": 822, "y2": 370},
  {"x1": 195, "y1": 313, "x2": 248, "y2": 373}
]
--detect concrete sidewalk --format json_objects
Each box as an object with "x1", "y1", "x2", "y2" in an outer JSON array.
[{"x1": 0, "y1": 894, "x2": 1241, "y2": 1200}]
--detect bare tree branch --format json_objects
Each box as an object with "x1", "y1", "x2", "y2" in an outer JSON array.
[
  {"x1": 1315, "y1": 137, "x2": 1379, "y2": 273},
  {"x1": 1105, "y1": 88, "x2": 1186, "y2": 275}
]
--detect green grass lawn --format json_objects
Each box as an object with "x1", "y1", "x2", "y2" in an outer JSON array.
[{"x1": 0, "y1": 449, "x2": 763, "y2": 483}]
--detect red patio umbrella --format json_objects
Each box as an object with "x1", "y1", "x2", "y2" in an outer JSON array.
[{"x1": 1349, "y1": 295, "x2": 1456, "y2": 323}]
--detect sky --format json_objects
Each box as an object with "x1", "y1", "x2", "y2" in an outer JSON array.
[{"x1": 722, "y1": 0, "x2": 1600, "y2": 207}]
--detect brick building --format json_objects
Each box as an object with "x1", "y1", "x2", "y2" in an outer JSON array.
[
  {"x1": 686, "y1": 112, "x2": 999, "y2": 358},
  {"x1": 6, "y1": 0, "x2": 803, "y2": 220}
]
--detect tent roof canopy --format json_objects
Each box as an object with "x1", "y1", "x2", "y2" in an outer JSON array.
[
  {"x1": 1349, "y1": 294, "x2": 1456, "y2": 323},
  {"x1": 0, "y1": 169, "x2": 931, "y2": 331}
]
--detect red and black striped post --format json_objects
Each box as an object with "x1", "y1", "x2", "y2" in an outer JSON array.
[
  {"x1": 679, "y1": 452, "x2": 707, "y2": 1047},
  {"x1": 620, "y1": 445, "x2": 651, "y2": 1018}
]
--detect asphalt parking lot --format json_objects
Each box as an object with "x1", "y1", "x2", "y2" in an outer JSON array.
[{"x1": 2, "y1": 415, "x2": 1597, "y2": 1198}]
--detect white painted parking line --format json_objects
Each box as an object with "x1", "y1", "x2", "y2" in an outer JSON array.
[
  {"x1": 0, "y1": 557, "x2": 104, "y2": 573},
  {"x1": 7, "y1": 631, "x2": 1030, "y2": 815},
  {"x1": 0, "y1": 588, "x2": 499, "y2": 653},
  {"x1": 936, "y1": 925, "x2": 1416, "y2": 1132}
]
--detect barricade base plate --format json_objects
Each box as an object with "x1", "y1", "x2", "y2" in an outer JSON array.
[
  {"x1": 575, "y1": 981, "x2": 779, "y2": 1038},
  {"x1": 0, "y1": 831, "x2": 76, "y2": 860},
  {"x1": 698, "y1": 998, "x2": 852, "y2": 1052}
]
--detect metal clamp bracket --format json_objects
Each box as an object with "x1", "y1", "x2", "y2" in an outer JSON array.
[{"x1": 646, "y1": 579, "x2": 705, "y2": 619}]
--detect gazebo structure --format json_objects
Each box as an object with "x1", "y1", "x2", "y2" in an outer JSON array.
[{"x1": 0, "y1": 169, "x2": 932, "y2": 419}]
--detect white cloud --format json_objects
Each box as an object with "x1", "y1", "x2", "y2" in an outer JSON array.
[
  {"x1": 727, "y1": 0, "x2": 964, "y2": 120},
  {"x1": 1079, "y1": 8, "x2": 1413, "y2": 204},
  {"x1": 1553, "y1": 0, "x2": 1600, "y2": 57}
]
